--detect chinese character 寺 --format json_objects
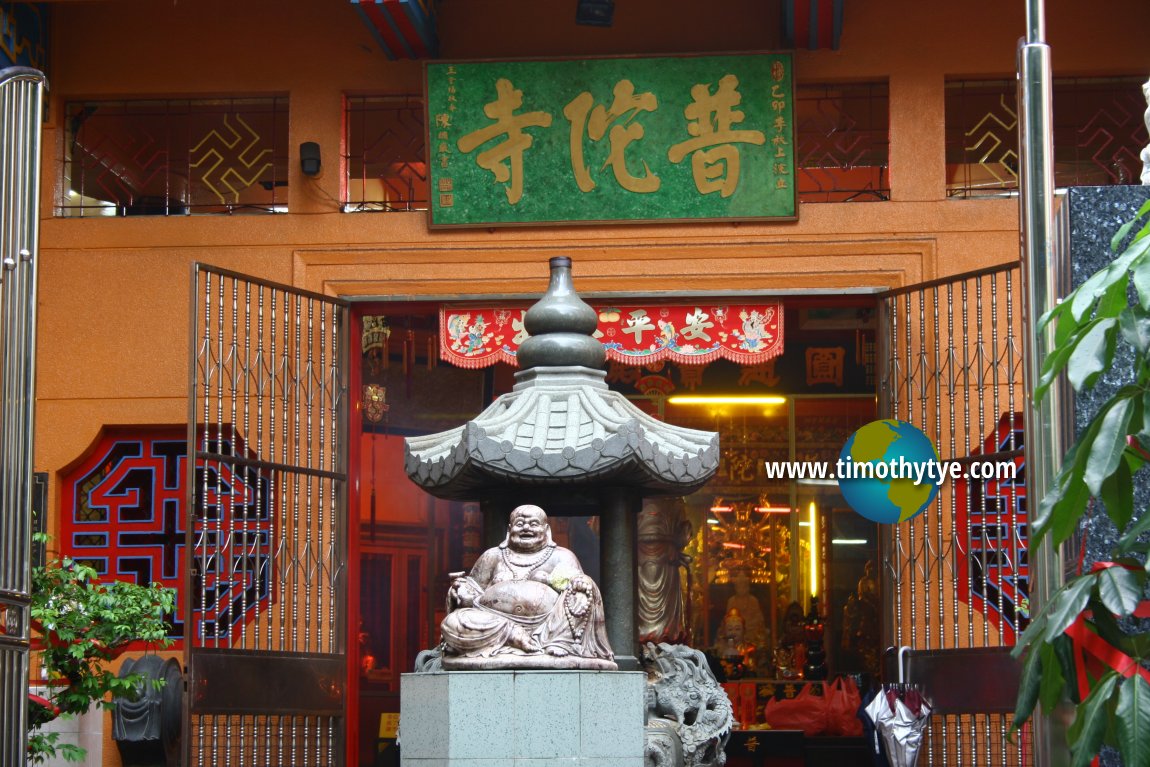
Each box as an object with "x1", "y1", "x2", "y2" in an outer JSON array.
[
  {"x1": 563, "y1": 80, "x2": 661, "y2": 194},
  {"x1": 456, "y1": 79, "x2": 553, "y2": 205},
  {"x1": 806, "y1": 347, "x2": 845, "y2": 387},
  {"x1": 668, "y1": 74, "x2": 766, "y2": 198}
]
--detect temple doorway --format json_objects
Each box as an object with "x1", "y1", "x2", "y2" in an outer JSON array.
[{"x1": 345, "y1": 294, "x2": 881, "y2": 765}]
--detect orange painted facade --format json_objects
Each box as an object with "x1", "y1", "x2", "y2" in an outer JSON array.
[
  {"x1": 21, "y1": 0, "x2": 1150, "y2": 765},
  {"x1": 34, "y1": 0, "x2": 1144, "y2": 491}
]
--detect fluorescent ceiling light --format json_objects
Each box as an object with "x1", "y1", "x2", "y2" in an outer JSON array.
[
  {"x1": 667, "y1": 395, "x2": 787, "y2": 405},
  {"x1": 832, "y1": 538, "x2": 869, "y2": 545}
]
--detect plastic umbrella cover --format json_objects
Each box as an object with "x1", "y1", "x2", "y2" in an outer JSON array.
[
  {"x1": 864, "y1": 687, "x2": 932, "y2": 767},
  {"x1": 862, "y1": 689, "x2": 890, "y2": 764}
]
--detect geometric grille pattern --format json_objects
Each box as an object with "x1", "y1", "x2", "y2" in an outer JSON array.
[
  {"x1": 60, "y1": 97, "x2": 288, "y2": 216},
  {"x1": 945, "y1": 82, "x2": 1019, "y2": 197},
  {"x1": 344, "y1": 94, "x2": 428, "y2": 211},
  {"x1": 190, "y1": 114, "x2": 274, "y2": 206},
  {"x1": 947, "y1": 76, "x2": 1146, "y2": 197},
  {"x1": 1059, "y1": 78, "x2": 1146, "y2": 185},
  {"x1": 795, "y1": 81, "x2": 890, "y2": 203}
]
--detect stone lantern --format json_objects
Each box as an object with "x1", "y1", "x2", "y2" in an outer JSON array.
[{"x1": 405, "y1": 256, "x2": 719, "y2": 668}]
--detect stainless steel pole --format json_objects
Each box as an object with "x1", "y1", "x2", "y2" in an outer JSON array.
[
  {"x1": 0, "y1": 65, "x2": 46, "y2": 767},
  {"x1": 1018, "y1": 3, "x2": 1071, "y2": 765}
]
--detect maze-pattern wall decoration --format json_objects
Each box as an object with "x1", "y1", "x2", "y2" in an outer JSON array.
[
  {"x1": 61, "y1": 427, "x2": 274, "y2": 647},
  {"x1": 954, "y1": 413, "x2": 1028, "y2": 641}
]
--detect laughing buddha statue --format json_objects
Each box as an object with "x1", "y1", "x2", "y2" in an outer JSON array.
[{"x1": 439, "y1": 504, "x2": 617, "y2": 670}]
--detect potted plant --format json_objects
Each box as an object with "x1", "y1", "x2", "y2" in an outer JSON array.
[
  {"x1": 28, "y1": 533, "x2": 175, "y2": 765},
  {"x1": 1013, "y1": 201, "x2": 1150, "y2": 767}
]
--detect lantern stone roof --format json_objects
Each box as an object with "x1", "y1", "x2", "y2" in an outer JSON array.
[{"x1": 404, "y1": 258, "x2": 719, "y2": 500}]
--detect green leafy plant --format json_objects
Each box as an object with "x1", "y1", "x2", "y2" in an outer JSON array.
[
  {"x1": 1013, "y1": 200, "x2": 1150, "y2": 767},
  {"x1": 28, "y1": 533, "x2": 175, "y2": 765}
]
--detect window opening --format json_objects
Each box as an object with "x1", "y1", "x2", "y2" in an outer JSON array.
[
  {"x1": 946, "y1": 76, "x2": 1145, "y2": 197},
  {"x1": 60, "y1": 97, "x2": 289, "y2": 216},
  {"x1": 795, "y1": 81, "x2": 890, "y2": 203},
  {"x1": 343, "y1": 95, "x2": 428, "y2": 212}
]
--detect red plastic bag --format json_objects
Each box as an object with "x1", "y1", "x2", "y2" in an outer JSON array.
[
  {"x1": 763, "y1": 683, "x2": 827, "y2": 736},
  {"x1": 825, "y1": 676, "x2": 863, "y2": 736}
]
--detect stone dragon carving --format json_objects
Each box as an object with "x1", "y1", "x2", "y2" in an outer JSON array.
[{"x1": 643, "y1": 642, "x2": 733, "y2": 767}]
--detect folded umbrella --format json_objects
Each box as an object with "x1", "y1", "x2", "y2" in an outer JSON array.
[
  {"x1": 876, "y1": 688, "x2": 932, "y2": 767},
  {"x1": 863, "y1": 686, "x2": 894, "y2": 766}
]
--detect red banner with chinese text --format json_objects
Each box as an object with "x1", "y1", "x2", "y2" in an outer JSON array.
[{"x1": 440, "y1": 302, "x2": 783, "y2": 368}]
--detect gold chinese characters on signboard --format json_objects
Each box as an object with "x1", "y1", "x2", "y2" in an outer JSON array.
[{"x1": 425, "y1": 54, "x2": 795, "y2": 226}]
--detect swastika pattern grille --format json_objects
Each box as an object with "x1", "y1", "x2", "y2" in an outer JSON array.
[
  {"x1": 60, "y1": 97, "x2": 288, "y2": 216},
  {"x1": 946, "y1": 76, "x2": 1145, "y2": 197}
]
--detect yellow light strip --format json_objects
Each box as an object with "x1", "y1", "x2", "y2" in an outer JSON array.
[
  {"x1": 667, "y1": 395, "x2": 787, "y2": 406},
  {"x1": 809, "y1": 501, "x2": 818, "y2": 598}
]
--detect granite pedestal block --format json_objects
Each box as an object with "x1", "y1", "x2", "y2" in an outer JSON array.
[
  {"x1": 1059, "y1": 185, "x2": 1150, "y2": 767},
  {"x1": 30, "y1": 685, "x2": 104, "y2": 767},
  {"x1": 400, "y1": 670, "x2": 646, "y2": 767}
]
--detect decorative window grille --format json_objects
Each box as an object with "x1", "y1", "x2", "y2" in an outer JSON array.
[
  {"x1": 344, "y1": 95, "x2": 428, "y2": 212},
  {"x1": 795, "y1": 81, "x2": 890, "y2": 203},
  {"x1": 59, "y1": 97, "x2": 289, "y2": 217},
  {"x1": 946, "y1": 76, "x2": 1145, "y2": 198}
]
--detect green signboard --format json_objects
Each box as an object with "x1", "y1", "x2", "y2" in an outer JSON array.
[{"x1": 425, "y1": 54, "x2": 795, "y2": 227}]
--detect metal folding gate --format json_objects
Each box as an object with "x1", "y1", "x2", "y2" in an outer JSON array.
[
  {"x1": 878, "y1": 262, "x2": 1030, "y2": 766},
  {"x1": 0, "y1": 66, "x2": 46, "y2": 767},
  {"x1": 187, "y1": 265, "x2": 349, "y2": 766}
]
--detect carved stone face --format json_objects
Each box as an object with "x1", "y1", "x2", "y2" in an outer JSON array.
[{"x1": 508, "y1": 505, "x2": 548, "y2": 552}]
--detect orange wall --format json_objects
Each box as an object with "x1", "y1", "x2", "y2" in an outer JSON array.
[
  {"x1": 26, "y1": 1, "x2": 1150, "y2": 764},
  {"x1": 34, "y1": 0, "x2": 1150, "y2": 543}
]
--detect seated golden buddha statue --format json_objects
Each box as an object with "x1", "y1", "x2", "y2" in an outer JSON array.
[{"x1": 440, "y1": 504, "x2": 616, "y2": 670}]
